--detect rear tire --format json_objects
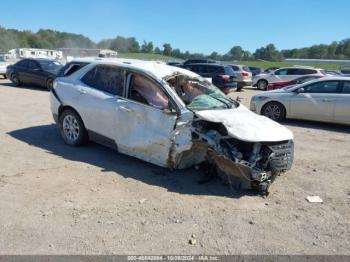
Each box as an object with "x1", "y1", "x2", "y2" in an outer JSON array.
[
  {"x1": 261, "y1": 102, "x2": 286, "y2": 122},
  {"x1": 236, "y1": 82, "x2": 243, "y2": 92},
  {"x1": 11, "y1": 73, "x2": 20, "y2": 86},
  {"x1": 59, "y1": 109, "x2": 86, "y2": 146},
  {"x1": 257, "y1": 80, "x2": 268, "y2": 91},
  {"x1": 46, "y1": 78, "x2": 54, "y2": 91}
]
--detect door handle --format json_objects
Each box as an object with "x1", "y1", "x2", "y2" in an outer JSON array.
[
  {"x1": 79, "y1": 89, "x2": 87, "y2": 95},
  {"x1": 322, "y1": 98, "x2": 334, "y2": 102},
  {"x1": 120, "y1": 106, "x2": 133, "y2": 112}
]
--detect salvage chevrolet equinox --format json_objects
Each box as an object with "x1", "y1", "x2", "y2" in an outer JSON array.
[{"x1": 50, "y1": 59, "x2": 294, "y2": 194}]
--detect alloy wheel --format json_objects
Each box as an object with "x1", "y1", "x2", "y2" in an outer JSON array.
[
  {"x1": 264, "y1": 104, "x2": 281, "y2": 121},
  {"x1": 62, "y1": 115, "x2": 80, "y2": 142}
]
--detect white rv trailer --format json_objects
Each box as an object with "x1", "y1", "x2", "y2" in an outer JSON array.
[{"x1": 5, "y1": 48, "x2": 63, "y2": 60}]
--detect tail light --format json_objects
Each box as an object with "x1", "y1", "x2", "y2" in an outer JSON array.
[
  {"x1": 220, "y1": 75, "x2": 231, "y2": 81},
  {"x1": 241, "y1": 72, "x2": 249, "y2": 77}
]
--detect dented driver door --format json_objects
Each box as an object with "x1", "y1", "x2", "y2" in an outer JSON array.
[
  {"x1": 114, "y1": 97, "x2": 178, "y2": 167},
  {"x1": 112, "y1": 72, "x2": 187, "y2": 167}
]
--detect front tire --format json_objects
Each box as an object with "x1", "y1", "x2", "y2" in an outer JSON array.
[
  {"x1": 261, "y1": 102, "x2": 286, "y2": 122},
  {"x1": 257, "y1": 80, "x2": 268, "y2": 90},
  {"x1": 59, "y1": 109, "x2": 86, "y2": 146}
]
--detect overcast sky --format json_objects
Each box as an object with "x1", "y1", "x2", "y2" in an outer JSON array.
[{"x1": 1, "y1": 0, "x2": 349, "y2": 54}]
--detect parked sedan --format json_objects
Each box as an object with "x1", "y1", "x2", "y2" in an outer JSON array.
[
  {"x1": 267, "y1": 75, "x2": 324, "y2": 91},
  {"x1": 50, "y1": 59, "x2": 294, "y2": 194},
  {"x1": 6, "y1": 58, "x2": 63, "y2": 90},
  {"x1": 250, "y1": 77, "x2": 350, "y2": 125}
]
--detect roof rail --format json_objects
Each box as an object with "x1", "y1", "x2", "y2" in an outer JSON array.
[{"x1": 292, "y1": 65, "x2": 315, "y2": 68}]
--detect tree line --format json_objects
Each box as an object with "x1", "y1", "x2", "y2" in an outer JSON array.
[{"x1": 1, "y1": 26, "x2": 350, "y2": 61}]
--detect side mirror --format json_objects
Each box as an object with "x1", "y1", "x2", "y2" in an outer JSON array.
[{"x1": 297, "y1": 88, "x2": 305, "y2": 93}]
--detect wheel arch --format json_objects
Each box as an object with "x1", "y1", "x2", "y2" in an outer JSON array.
[{"x1": 58, "y1": 105, "x2": 85, "y2": 126}]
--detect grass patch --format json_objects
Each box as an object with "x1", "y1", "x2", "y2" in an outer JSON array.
[
  {"x1": 239, "y1": 61, "x2": 342, "y2": 70},
  {"x1": 117, "y1": 53, "x2": 343, "y2": 70}
]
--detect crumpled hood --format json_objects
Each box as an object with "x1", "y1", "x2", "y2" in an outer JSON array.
[{"x1": 195, "y1": 105, "x2": 293, "y2": 142}]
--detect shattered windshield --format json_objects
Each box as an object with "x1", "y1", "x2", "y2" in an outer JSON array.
[{"x1": 166, "y1": 74, "x2": 237, "y2": 111}]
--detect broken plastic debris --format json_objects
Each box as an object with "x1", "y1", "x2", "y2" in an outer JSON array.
[
  {"x1": 139, "y1": 198, "x2": 147, "y2": 204},
  {"x1": 306, "y1": 196, "x2": 323, "y2": 203}
]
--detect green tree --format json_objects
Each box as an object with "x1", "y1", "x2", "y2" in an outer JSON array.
[
  {"x1": 163, "y1": 43, "x2": 172, "y2": 56},
  {"x1": 254, "y1": 44, "x2": 282, "y2": 61},
  {"x1": 229, "y1": 46, "x2": 243, "y2": 60},
  {"x1": 141, "y1": 41, "x2": 154, "y2": 53},
  {"x1": 154, "y1": 47, "x2": 162, "y2": 54}
]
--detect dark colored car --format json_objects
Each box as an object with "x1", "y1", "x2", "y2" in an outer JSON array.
[
  {"x1": 267, "y1": 75, "x2": 323, "y2": 90},
  {"x1": 6, "y1": 58, "x2": 63, "y2": 90},
  {"x1": 58, "y1": 61, "x2": 90, "y2": 77},
  {"x1": 166, "y1": 61, "x2": 183, "y2": 67},
  {"x1": 248, "y1": 66, "x2": 263, "y2": 76},
  {"x1": 183, "y1": 63, "x2": 237, "y2": 93},
  {"x1": 183, "y1": 59, "x2": 217, "y2": 66},
  {"x1": 341, "y1": 67, "x2": 350, "y2": 76}
]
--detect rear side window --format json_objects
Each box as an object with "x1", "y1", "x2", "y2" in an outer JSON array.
[
  {"x1": 303, "y1": 81, "x2": 340, "y2": 93},
  {"x1": 297, "y1": 69, "x2": 317, "y2": 75},
  {"x1": 287, "y1": 68, "x2": 299, "y2": 75},
  {"x1": 82, "y1": 65, "x2": 124, "y2": 96},
  {"x1": 230, "y1": 65, "x2": 239, "y2": 71},
  {"x1": 342, "y1": 81, "x2": 350, "y2": 94},
  {"x1": 16, "y1": 60, "x2": 28, "y2": 68},
  {"x1": 242, "y1": 66, "x2": 250, "y2": 72},
  {"x1": 224, "y1": 66, "x2": 235, "y2": 76},
  {"x1": 207, "y1": 66, "x2": 223, "y2": 74},
  {"x1": 28, "y1": 60, "x2": 40, "y2": 70},
  {"x1": 191, "y1": 65, "x2": 207, "y2": 74}
]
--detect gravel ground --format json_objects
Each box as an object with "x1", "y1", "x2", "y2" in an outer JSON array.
[{"x1": 0, "y1": 79, "x2": 349, "y2": 255}]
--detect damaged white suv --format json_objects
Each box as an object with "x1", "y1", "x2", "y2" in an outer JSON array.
[{"x1": 50, "y1": 59, "x2": 294, "y2": 194}]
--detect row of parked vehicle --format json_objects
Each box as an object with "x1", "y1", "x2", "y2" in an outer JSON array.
[{"x1": 3, "y1": 57, "x2": 350, "y2": 126}]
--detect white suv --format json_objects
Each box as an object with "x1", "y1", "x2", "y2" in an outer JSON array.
[
  {"x1": 253, "y1": 67, "x2": 326, "y2": 90},
  {"x1": 50, "y1": 59, "x2": 294, "y2": 194}
]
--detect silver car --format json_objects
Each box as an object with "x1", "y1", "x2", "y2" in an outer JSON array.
[
  {"x1": 228, "y1": 64, "x2": 252, "y2": 90},
  {"x1": 250, "y1": 77, "x2": 350, "y2": 125},
  {"x1": 0, "y1": 62, "x2": 9, "y2": 79},
  {"x1": 50, "y1": 58, "x2": 294, "y2": 194}
]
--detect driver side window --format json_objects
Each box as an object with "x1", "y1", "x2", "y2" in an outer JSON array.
[{"x1": 128, "y1": 73, "x2": 169, "y2": 110}]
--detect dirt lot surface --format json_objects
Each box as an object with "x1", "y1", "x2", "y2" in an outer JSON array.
[{"x1": 0, "y1": 79, "x2": 349, "y2": 255}]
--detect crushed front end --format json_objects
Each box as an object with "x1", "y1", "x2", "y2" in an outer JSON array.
[{"x1": 191, "y1": 120, "x2": 294, "y2": 195}]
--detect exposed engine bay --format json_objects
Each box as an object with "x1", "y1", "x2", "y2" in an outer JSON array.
[{"x1": 190, "y1": 119, "x2": 294, "y2": 195}]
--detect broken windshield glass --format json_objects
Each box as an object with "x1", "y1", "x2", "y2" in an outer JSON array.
[{"x1": 166, "y1": 74, "x2": 237, "y2": 111}]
